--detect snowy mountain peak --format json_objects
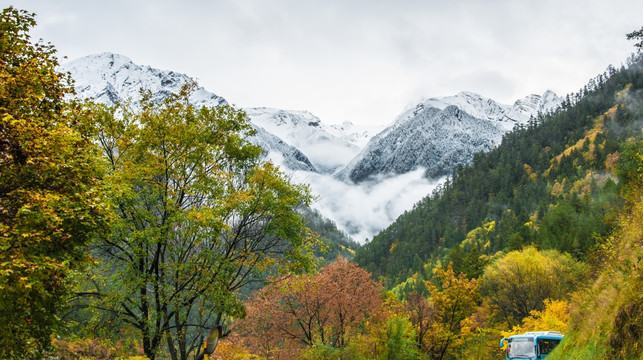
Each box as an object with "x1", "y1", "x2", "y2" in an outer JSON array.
[
  {"x1": 397, "y1": 90, "x2": 561, "y2": 130},
  {"x1": 505, "y1": 91, "x2": 562, "y2": 127},
  {"x1": 62, "y1": 52, "x2": 565, "y2": 243},
  {"x1": 61, "y1": 53, "x2": 227, "y2": 108},
  {"x1": 82, "y1": 52, "x2": 135, "y2": 69},
  {"x1": 62, "y1": 53, "x2": 371, "y2": 175},
  {"x1": 339, "y1": 90, "x2": 562, "y2": 183},
  {"x1": 244, "y1": 107, "x2": 362, "y2": 173}
]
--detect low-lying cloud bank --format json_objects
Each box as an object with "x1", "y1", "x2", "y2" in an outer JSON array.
[{"x1": 292, "y1": 168, "x2": 445, "y2": 244}]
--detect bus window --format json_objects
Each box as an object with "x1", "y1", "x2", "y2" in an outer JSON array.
[{"x1": 538, "y1": 339, "x2": 561, "y2": 355}]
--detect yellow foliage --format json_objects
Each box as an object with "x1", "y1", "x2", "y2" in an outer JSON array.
[
  {"x1": 501, "y1": 299, "x2": 571, "y2": 338},
  {"x1": 546, "y1": 109, "x2": 608, "y2": 176},
  {"x1": 615, "y1": 83, "x2": 633, "y2": 103},
  {"x1": 550, "y1": 178, "x2": 566, "y2": 197},
  {"x1": 213, "y1": 339, "x2": 265, "y2": 360},
  {"x1": 340, "y1": 244, "x2": 356, "y2": 256},
  {"x1": 462, "y1": 221, "x2": 495, "y2": 251},
  {"x1": 553, "y1": 170, "x2": 617, "y2": 199},
  {"x1": 524, "y1": 164, "x2": 539, "y2": 180},
  {"x1": 482, "y1": 247, "x2": 587, "y2": 329}
]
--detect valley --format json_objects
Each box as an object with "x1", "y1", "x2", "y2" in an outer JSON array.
[{"x1": 61, "y1": 52, "x2": 561, "y2": 242}]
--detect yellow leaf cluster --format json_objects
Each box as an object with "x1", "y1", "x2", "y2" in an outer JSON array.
[{"x1": 502, "y1": 299, "x2": 570, "y2": 338}]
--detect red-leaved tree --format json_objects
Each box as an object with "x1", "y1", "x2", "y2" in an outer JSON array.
[{"x1": 235, "y1": 257, "x2": 382, "y2": 359}]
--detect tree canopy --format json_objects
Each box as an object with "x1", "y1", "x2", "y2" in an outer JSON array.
[
  {"x1": 626, "y1": 26, "x2": 643, "y2": 49},
  {"x1": 481, "y1": 247, "x2": 587, "y2": 328},
  {"x1": 236, "y1": 256, "x2": 382, "y2": 358},
  {"x1": 0, "y1": 7, "x2": 108, "y2": 358},
  {"x1": 78, "y1": 84, "x2": 318, "y2": 360}
]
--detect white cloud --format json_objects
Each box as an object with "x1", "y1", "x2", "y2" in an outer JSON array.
[
  {"x1": 292, "y1": 169, "x2": 445, "y2": 243},
  {"x1": 10, "y1": 0, "x2": 643, "y2": 128}
]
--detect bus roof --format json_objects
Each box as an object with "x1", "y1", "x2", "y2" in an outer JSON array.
[
  {"x1": 521, "y1": 331, "x2": 563, "y2": 337},
  {"x1": 507, "y1": 331, "x2": 564, "y2": 340},
  {"x1": 500, "y1": 331, "x2": 564, "y2": 348}
]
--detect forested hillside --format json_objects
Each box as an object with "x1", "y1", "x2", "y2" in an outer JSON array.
[
  {"x1": 347, "y1": 36, "x2": 643, "y2": 359},
  {"x1": 547, "y1": 140, "x2": 643, "y2": 359},
  {"x1": 355, "y1": 53, "x2": 643, "y2": 284}
]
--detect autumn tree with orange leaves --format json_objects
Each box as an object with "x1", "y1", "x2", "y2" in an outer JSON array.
[{"x1": 236, "y1": 257, "x2": 382, "y2": 359}]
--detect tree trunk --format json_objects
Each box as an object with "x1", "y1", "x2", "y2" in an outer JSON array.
[{"x1": 167, "y1": 331, "x2": 179, "y2": 360}]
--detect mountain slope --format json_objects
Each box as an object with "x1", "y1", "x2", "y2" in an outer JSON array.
[
  {"x1": 61, "y1": 53, "x2": 321, "y2": 173},
  {"x1": 354, "y1": 55, "x2": 643, "y2": 279},
  {"x1": 244, "y1": 107, "x2": 362, "y2": 173},
  {"x1": 339, "y1": 91, "x2": 561, "y2": 183},
  {"x1": 339, "y1": 105, "x2": 505, "y2": 182}
]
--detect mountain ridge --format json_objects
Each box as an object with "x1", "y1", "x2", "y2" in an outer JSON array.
[
  {"x1": 338, "y1": 90, "x2": 562, "y2": 183},
  {"x1": 61, "y1": 52, "x2": 562, "y2": 242}
]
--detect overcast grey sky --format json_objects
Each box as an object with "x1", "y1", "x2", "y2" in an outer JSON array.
[{"x1": 5, "y1": 0, "x2": 643, "y2": 125}]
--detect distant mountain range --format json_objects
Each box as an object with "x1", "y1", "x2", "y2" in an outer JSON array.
[
  {"x1": 338, "y1": 90, "x2": 562, "y2": 182},
  {"x1": 61, "y1": 52, "x2": 562, "y2": 241}
]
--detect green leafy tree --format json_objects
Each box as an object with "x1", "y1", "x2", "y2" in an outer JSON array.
[
  {"x1": 616, "y1": 140, "x2": 643, "y2": 194},
  {"x1": 0, "y1": 7, "x2": 108, "y2": 358},
  {"x1": 82, "y1": 86, "x2": 318, "y2": 360},
  {"x1": 380, "y1": 316, "x2": 421, "y2": 360}
]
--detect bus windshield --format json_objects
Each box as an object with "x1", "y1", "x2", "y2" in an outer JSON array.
[{"x1": 508, "y1": 337, "x2": 535, "y2": 359}]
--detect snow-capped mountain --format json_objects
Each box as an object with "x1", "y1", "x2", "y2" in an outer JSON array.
[
  {"x1": 61, "y1": 52, "x2": 561, "y2": 242},
  {"x1": 61, "y1": 53, "x2": 326, "y2": 172},
  {"x1": 63, "y1": 52, "x2": 227, "y2": 108},
  {"x1": 244, "y1": 107, "x2": 363, "y2": 173},
  {"x1": 406, "y1": 90, "x2": 560, "y2": 129},
  {"x1": 338, "y1": 91, "x2": 561, "y2": 183}
]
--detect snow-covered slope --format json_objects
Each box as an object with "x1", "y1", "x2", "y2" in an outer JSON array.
[
  {"x1": 247, "y1": 126, "x2": 317, "y2": 172},
  {"x1": 60, "y1": 53, "x2": 322, "y2": 172},
  {"x1": 339, "y1": 91, "x2": 561, "y2": 183},
  {"x1": 61, "y1": 52, "x2": 562, "y2": 243},
  {"x1": 62, "y1": 52, "x2": 227, "y2": 108},
  {"x1": 244, "y1": 107, "x2": 362, "y2": 173}
]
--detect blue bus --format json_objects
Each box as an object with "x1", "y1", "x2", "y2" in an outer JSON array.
[{"x1": 499, "y1": 331, "x2": 563, "y2": 360}]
